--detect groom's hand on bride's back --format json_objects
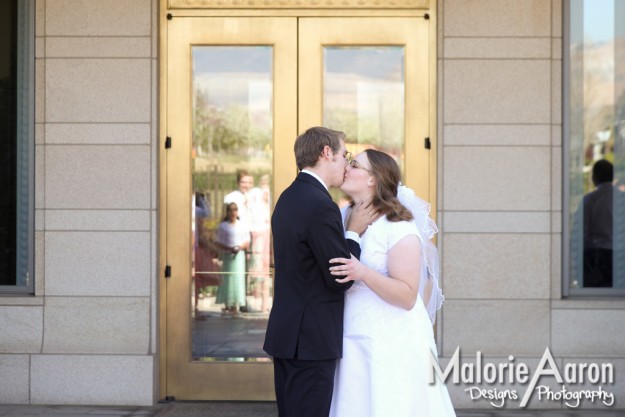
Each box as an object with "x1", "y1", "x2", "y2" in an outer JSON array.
[{"x1": 329, "y1": 255, "x2": 367, "y2": 283}]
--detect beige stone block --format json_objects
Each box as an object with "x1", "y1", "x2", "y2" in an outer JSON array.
[
  {"x1": 46, "y1": 37, "x2": 151, "y2": 58},
  {"x1": 45, "y1": 145, "x2": 150, "y2": 209},
  {"x1": 552, "y1": 37, "x2": 562, "y2": 59},
  {"x1": 553, "y1": 0, "x2": 562, "y2": 37},
  {"x1": 45, "y1": 210, "x2": 150, "y2": 231},
  {"x1": 0, "y1": 355, "x2": 29, "y2": 404},
  {"x1": 0, "y1": 307, "x2": 43, "y2": 353},
  {"x1": 45, "y1": 231, "x2": 151, "y2": 296},
  {"x1": 31, "y1": 355, "x2": 154, "y2": 405},
  {"x1": 46, "y1": 123, "x2": 150, "y2": 145},
  {"x1": 35, "y1": 231, "x2": 45, "y2": 296},
  {"x1": 551, "y1": 233, "x2": 562, "y2": 299},
  {"x1": 443, "y1": 233, "x2": 550, "y2": 299},
  {"x1": 0, "y1": 298, "x2": 44, "y2": 307},
  {"x1": 442, "y1": 300, "x2": 550, "y2": 356},
  {"x1": 553, "y1": 309, "x2": 625, "y2": 356},
  {"x1": 437, "y1": 59, "x2": 444, "y2": 145},
  {"x1": 552, "y1": 299, "x2": 625, "y2": 309},
  {"x1": 35, "y1": 145, "x2": 44, "y2": 209},
  {"x1": 443, "y1": 147, "x2": 551, "y2": 211},
  {"x1": 552, "y1": 146, "x2": 562, "y2": 210},
  {"x1": 551, "y1": 211, "x2": 561, "y2": 233},
  {"x1": 444, "y1": 0, "x2": 551, "y2": 37},
  {"x1": 551, "y1": 124, "x2": 562, "y2": 146},
  {"x1": 445, "y1": 38, "x2": 551, "y2": 59},
  {"x1": 35, "y1": 209, "x2": 44, "y2": 231},
  {"x1": 43, "y1": 297, "x2": 149, "y2": 354},
  {"x1": 552, "y1": 60, "x2": 562, "y2": 124},
  {"x1": 443, "y1": 211, "x2": 550, "y2": 233},
  {"x1": 35, "y1": 59, "x2": 44, "y2": 123},
  {"x1": 46, "y1": 59, "x2": 151, "y2": 122},
  {"x1": 36, "y1": 37, "x2": 44, "y2": 58},
  {"x1": 151, "y1": 140, "x2": 158, "y2": 211},
  {"x1": 36, "y1": 0, "x2": 45, "y2": 36},
  {"x1": 46, "y1": 0, "x2": 151, "y2": 36},
  {"x1": 444, "y1": 124, "x2": 551, "y2": 146},
  {"x1": 152, "y1": 0, "x2": 158, "y2": 58},
  {"x1": 35, "y1": 122, "x2": 44, "y2": 145},
  {"x1": 444, "y1": 60, "x2": 551, "y2": 124}
]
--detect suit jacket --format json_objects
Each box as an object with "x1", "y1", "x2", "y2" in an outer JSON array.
[{"x1": 263, "y1": 172, "x2": 360, "y2": 360}]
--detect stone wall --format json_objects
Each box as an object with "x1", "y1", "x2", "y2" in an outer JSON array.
[
  {"x1": 437, "y1": 0, "x2": 625, "y2": 409},
  {"x1": 0, "y1": 0, "x2": 159, "y2": 405}
]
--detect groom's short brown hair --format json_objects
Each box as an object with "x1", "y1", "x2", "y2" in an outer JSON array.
[{"x1": 294, "y1": 126, "x2": 346, "y2": 171}]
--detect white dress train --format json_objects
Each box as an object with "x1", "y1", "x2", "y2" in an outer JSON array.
[{"x1": 330, "y1": 214, "x2": 456, "y2": 417}]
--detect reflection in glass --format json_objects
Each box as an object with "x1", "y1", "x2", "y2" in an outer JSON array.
[
  {"x1": 323, "y1": 47, "x2": 405, "y2": 174},
  {"x1": 568, "y1": 0, "x2": 625, "y2": 289},
  {"x1": 191, "y1": 46, "x2": 273, "y2": 360},
  {"x1": 0, "y1": 0, "x2": 18, "y2": 285},
  {"x1": 1, "y1": 0, "x2": 32, "y2": 289}
]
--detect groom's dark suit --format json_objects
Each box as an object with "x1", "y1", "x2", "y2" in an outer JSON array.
[{"x1": 264, "y1": 172, "x2": 360, "y2": 417}]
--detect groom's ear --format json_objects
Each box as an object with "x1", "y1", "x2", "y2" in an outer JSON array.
[{"x1": 318, "y1": 145, "x2": 331, "y2": 163}]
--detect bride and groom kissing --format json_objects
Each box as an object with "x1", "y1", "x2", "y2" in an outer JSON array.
[{"x1": 264, "y1": 126, "x2": 456, "y2": 417}]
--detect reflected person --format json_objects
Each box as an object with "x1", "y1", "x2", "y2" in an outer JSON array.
[
  {"x1": 215, "y1": 202, "x2": 251, "y2": 315},
  {"x1": 582, "y1": 159, "x2": 614, "y2": 287},
  {"x1": 225, "y1": 170, "x2": 255, "y2": 311},
  {"x1": 193, "y1": 191, "x2": 217, "y2": 315},
  {"x1": 248, "y1": 174, "x2": 272, "y2": 312}
]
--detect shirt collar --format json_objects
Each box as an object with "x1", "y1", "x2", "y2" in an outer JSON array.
[{"x1": 301, "y1": 169, "x2": 328, "y2": 191}]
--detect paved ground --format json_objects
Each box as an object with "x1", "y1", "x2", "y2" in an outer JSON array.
[{"x1": 0, "y1": 403, "x2": 623, "y2": 417}]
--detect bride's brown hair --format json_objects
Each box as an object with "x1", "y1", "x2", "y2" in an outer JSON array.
[{"x1": 364, "y1": 149, "x2": 413, "y2": 222}]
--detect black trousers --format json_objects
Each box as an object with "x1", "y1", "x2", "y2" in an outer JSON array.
[
  {"x1": 273, "y1": 357, "x2": 337, "y2": 417},
  {"x1": 584, "y1": 248, "x2": 613, "y2": 287}
]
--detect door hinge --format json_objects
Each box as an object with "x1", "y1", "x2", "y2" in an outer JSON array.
[
  {"x1": 165, "y1": 136, "x2": 172, "y2": 149},
  {"x1": 424, "y1": 137, "x2": 431, "y2": 149},
  {"x1": 165, "y1": 265, "x2": 171, "y2": 278}
]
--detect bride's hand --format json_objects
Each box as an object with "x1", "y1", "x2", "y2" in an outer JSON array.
[
  {"x1": 329, "y1": 254, "x2": 367, "y2": 283},
  {"x1": 346, "y1": 200, "x2": 379, "y2": 237}
]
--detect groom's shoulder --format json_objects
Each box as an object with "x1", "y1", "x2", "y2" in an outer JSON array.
[{"x1": 285, "y1": 175, "x2": 323, "y2": 197}]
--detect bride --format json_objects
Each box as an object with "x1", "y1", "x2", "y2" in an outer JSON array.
[{"x1": 328, "y1": 149, "x2": 456, "y2": 417}]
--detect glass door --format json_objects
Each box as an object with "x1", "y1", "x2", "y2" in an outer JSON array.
[
  {"x1": 163, "y1": 17, "x2": 296, "y2": 400},
  {"x1": 162, "y1": 15, "x2": 431, "y2": 401},
  {"x1": 299, "y1": 17, "x2": 431, "y2": 199}
]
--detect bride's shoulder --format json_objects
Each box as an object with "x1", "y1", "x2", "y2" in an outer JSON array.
[{"x1": 384, "y1": 218, "x2": 418, "y2": 238}]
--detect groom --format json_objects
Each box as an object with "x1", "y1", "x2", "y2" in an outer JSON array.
[{"x1": 264, "y1": 126, "x2": 371, "y2": 417}]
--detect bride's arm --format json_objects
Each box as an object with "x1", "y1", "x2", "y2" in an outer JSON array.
[{"x1": 329, "y1": 235, "x2": 421, "y2": 310}]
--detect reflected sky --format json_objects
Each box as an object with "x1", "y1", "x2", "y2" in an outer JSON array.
[
  {"x1": 325, "y1": 47, "x2": 403, "y2": 80},
  {"x1": 584, "y1": 0, "x2": 614, "y2": 43},
  {"x1": 193, "y1": 46, "x2": 272, "y2": 74},
  {"x1": 193, "y1": 46, "x2": 272, "y2": 110}
]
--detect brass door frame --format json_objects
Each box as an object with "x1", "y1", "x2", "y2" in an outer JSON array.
[
  {"x1": 160, "y1": 17, "x2": 297, "y2": 400},
  {"x1": 159, "y1": 3, "x2": 437, "y2": 402}
]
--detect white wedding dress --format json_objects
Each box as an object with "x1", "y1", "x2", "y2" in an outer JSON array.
[{"x1": 330, "y1": 211, "x2": 456, "y2": 417}]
